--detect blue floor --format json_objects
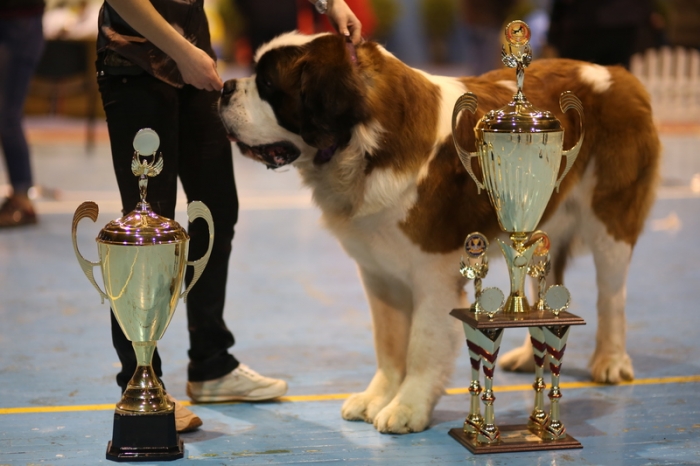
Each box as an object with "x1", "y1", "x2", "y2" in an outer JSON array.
[{"x1": 1, "y1": 117, "x2": 699, "y2": 465}]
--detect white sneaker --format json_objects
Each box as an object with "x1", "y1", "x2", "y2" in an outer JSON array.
[
  {"x1": 167, "y1": 394, "x2": 203, "y2": 433},
  {"x1": 186, "y1": 364, "x2": 288, "y2": 402}
]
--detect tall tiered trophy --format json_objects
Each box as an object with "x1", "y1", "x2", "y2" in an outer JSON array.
[
  {"x1": 448, "y1": 21, "x2": 586, "y2": 453},
  {"x1": 71, "y1": 129, "x2": 214, "y2": 462}
]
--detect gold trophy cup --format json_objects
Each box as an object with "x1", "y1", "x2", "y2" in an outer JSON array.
[
  {"x1": 71, "y1": 128, "x2": 214, "y2": 462},
  {"x1": 448, "y1": 21, "x2": 586, "y2": 453},
  {"x1": 452, "y1": 20, "x2": 584, "y2": 314}
]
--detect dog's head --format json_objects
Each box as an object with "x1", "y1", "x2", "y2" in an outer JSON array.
[{"x1": 219, "y1": 32, "x2": 370, "y2": 169}]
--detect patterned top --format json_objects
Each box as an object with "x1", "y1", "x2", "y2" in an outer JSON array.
[{"x1": 97, "y1": 0, "x2": 215, "y2": 88}]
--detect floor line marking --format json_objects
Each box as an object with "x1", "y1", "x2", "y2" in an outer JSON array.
[
  {"x1": 444, "y1": 374, "x2": 700, "y2": 395},
  {"x1": 2, "y1": 374, "x2": 699, "y2": 415}
]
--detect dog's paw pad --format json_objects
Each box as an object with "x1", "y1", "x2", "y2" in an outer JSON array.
[
  {"x1": 590, "y1": 353, "x2": 634, "y2": 383},
  {"x1": 499, "y1": 345, "x2": 536, "y2": 373},
  {"x1": 373, "y1": 402, "x2": 430, "y2": 434}
]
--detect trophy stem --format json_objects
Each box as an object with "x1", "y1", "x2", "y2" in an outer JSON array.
[
  {"x1": 116, "y1": 341, "x2": 172, "y2": 414},
  {"x1": 545, "y1": 374, "x2": 565, "y2": 440},
  {"x1": 133, "y1": 340, "x2": 156, "y2": 367},
  {"x1": 465, "y1": 380, "x2": 483, "y2": 435},
  {"x1": 510, "y1": 232, "x2": 528, "y2": 247},
  {"x1": 530, "y1": 374, "x2": 548, "y2": 430},
  {"x1": 498, "y1": 233, "x2": 538, "y2": 314},
  {"x1": 478, "y1": 374, "x2": 499, "y2": 444}
]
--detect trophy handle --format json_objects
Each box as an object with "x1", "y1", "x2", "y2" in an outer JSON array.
[
  {"x1": 556, "y1": 91, "x2": 585, "y2": 192},
  {"x1": 71, "y1": 201, "x2": 108, "y2": 304},
  {"x1": 181, "y1": 200, "x2": 214, "y2": 303},
  {"x1": 452, "y1": 92, "x2": 486, "y2": 195}
]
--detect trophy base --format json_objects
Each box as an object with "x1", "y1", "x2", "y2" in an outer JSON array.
[
  {"x1": 448, "y1": 425, "x2": 582, "y2": 454},
  {"x1": 106, "y1": 410, "x2": 184, "y2": 462}
]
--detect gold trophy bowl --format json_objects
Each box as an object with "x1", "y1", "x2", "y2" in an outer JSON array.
[
  {"x1": 71, "y1": 128, "x2": 214, "y2": 461},
  {"x1": 451, "y1": 36, "x2": 584, "y2": 313}
]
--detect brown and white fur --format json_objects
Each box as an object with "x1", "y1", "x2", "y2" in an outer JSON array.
[{"x1": 218, "y1": 32, "x2": 660, "y2": 434}]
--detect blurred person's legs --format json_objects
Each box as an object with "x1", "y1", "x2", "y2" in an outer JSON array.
[{"x1": 0, "y1": 13, "x2": 44, "y2": 227}]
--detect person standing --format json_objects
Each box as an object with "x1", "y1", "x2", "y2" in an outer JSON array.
[
  {"x1": 0, "y1": 0, "x2": 45, "y2": 228},
  {"x1": 96, "y1": 0, "x2": 362, "y2": 433},
  {"x1": 547, "y1": 0, "x2": 656, "y2": 68}
]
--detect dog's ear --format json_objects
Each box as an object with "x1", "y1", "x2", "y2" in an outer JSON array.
[{"x1": 299, "y1": 35, "x2": 369, "y2": 150}]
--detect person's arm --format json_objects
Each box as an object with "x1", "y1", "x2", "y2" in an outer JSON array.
[
  {"x1": 105, "y1": 0, "x2": 223, "y2": 91},
  {"x1": 310, "y1": 0, "x2": 363, "y2": 44}
]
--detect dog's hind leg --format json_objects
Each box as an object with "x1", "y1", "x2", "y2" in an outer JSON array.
[
  {"x1": 584, "y1": 214, "x2": 635, "y2": 383},
  {"x1": 499, "y1": 331, "x2": 536, "y2": 373},
  {"x1": 341, "y1": 268, "x2": 411, "y2": 424},
  {"x1": 371, "y1": 261, "x2": 464, "y2": 434}
]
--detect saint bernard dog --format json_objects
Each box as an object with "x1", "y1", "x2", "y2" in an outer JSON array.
[{"x1": 219, "y1": 32, "x2": 660, "y2": 434}]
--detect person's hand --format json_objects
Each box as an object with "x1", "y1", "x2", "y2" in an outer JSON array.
[
  {"x1": 173, "y1": 43, "x2": 223, "y2": 91},
  {"x1": 326, "y1": 0, "x2": 362, "y2": 44}
]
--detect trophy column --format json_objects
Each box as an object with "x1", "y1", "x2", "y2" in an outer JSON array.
[
  {"x1": 462, "y1": 323, "x2": 484, "y2": 434},
  {"x1": 528, "y1": 326, "x2": 549, "y2": 431},
  {"x1": 471, "y1": 328, "x2": 504, "y2": 444},
  {"x1": 543, "y1": 325, "x2": 572, "y2": 440}
]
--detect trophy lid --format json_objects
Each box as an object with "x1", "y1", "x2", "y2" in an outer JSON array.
[
  {"x1": 479, "y1": 20, "x2": 563, "y2": 133},
  {"x1": 96, "y1": 128, "x2": 189, "y2": 246},
  {"x1": 97, "y1": 206, "x2": 188, "y2": 246},
  {"x1": 478, "y1": 102, "x2": 563, "y2": 133}
]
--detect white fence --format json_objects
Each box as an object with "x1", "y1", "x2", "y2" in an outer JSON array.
[{"x1": 630, "y1": 47, "x2": 700, "y2": 124}]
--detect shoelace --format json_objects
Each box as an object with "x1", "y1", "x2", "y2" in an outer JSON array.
[{"x1": 236, "y1": 365, "x2": 262, "y2": 380}]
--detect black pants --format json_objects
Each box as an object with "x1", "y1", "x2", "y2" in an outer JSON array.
[{"x1": 97, "y1": 65, "x2": 239, "y2": 391}]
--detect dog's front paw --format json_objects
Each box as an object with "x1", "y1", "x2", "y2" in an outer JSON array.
[
  {"x1": 373, "y1": 400, "x2": 430, "y2": 434},
  {"x1": 590, "y1": 352, "x2": 634, "y2": 383},
  {"x1": 341, "y1": 391, "x2": 392, "y2": 423},
  {"x1": 499, "y1": 344, "x2": 536, "y2": 373}
]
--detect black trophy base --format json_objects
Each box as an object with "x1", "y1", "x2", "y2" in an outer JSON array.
[
  {"x1": 106, "y1": 410, "x2": 184, "y2": 462},
  {"x1": 449, "y1": 425, "x2": 582, "y2": 454}
]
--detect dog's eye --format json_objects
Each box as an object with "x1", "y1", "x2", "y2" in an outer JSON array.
[{"x1": 259, "y1": 78, "x2": 273, "y2": 91}]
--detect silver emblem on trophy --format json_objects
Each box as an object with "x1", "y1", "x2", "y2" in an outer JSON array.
[
  {"x1": 71, "y1": 128, "x2": 214, "y2": 461},
  {"x1": 448, "y1": 21, "x2": 587, "y2": 453}
]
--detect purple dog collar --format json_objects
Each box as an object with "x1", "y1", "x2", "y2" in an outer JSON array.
[{"x1": 314, "y1": 143, "x2": 338, "y2": 165}]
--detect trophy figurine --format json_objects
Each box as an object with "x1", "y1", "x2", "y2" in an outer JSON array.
[
  {"x1": 71, "y1": 128, "x2": 214, "y2": 462},
  {"x1": 448, "y1": 20, "x2": 586, "y2": 453}
]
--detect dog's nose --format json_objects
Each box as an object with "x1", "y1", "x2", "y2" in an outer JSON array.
[{"x1": 220, "y1": 80, "x2": 237, "y2": 105}]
